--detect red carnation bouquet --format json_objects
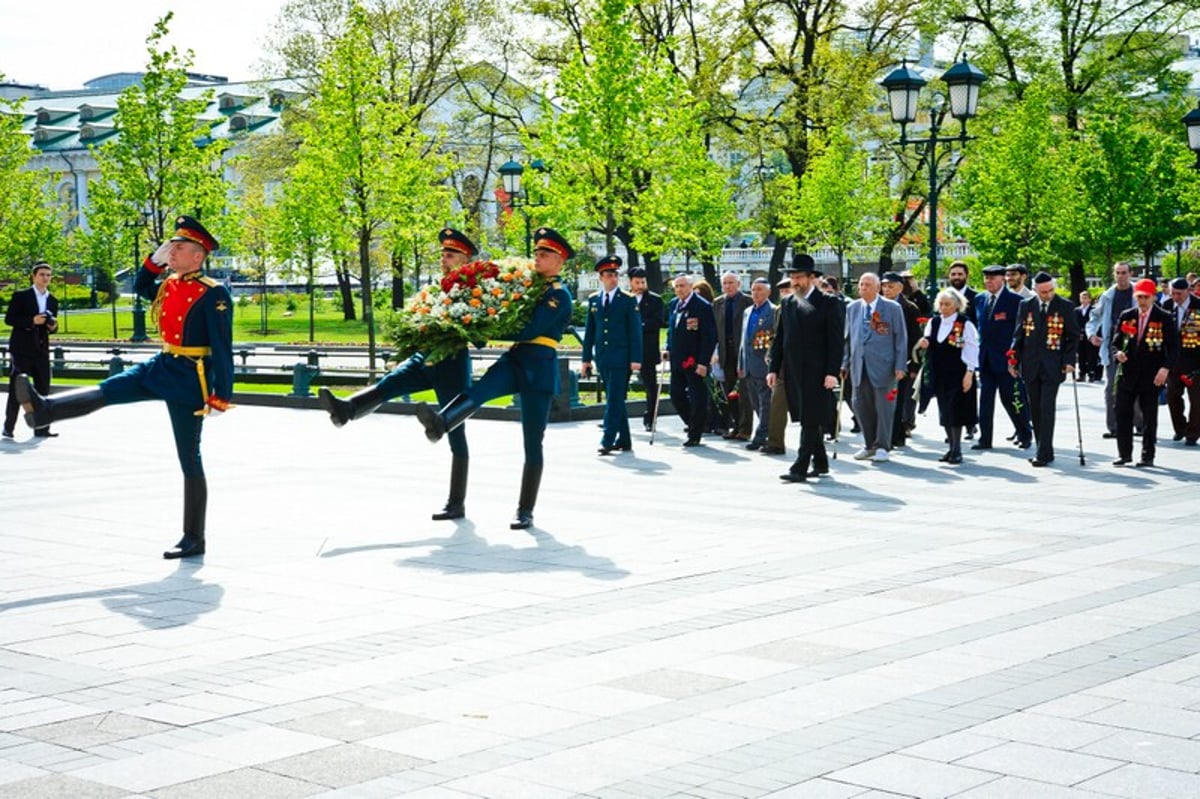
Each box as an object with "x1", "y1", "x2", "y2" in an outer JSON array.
[
  {"x1": 1112, "y1": 318, "x2": 1139, "y2": 395},
  {"x1": 389, "y1": 258, "x2": 546, "y2": 363}
]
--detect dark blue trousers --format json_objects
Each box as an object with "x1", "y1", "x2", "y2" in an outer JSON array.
[
  {"x1": 977, "y1": 363, "x2": 1031, "y2": 446},
  {"x1": 600, "y1": 366, "x2": 631, "y2": 448},
  {"x1": 375, "y1": 351, "x2": 471, "y2": 457}
]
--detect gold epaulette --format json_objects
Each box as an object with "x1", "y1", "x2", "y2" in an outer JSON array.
[{"x1": 197, "y1": 275, "x2": 220, "y2": 288}]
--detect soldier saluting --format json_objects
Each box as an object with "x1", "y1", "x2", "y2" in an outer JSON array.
[{"x1": 16, "y1": 216, "x2": 233, "y2": 559}]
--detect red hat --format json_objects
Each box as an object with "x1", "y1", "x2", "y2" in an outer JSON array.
[{"x1": 1133, "y1": 278, "x2": 1157, "y2": 296}]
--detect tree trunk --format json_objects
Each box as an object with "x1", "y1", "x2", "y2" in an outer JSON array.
[
  {"x1": 336, "y1": 257, "x2": 356, "y2": 321},
  {"x1": 360, "y1": 227, "x2": 376, "y2": 375},
  {"x1": 643, "y1": 253, "x2": 665, "y2": 294},
  {"x1": 391, "y1": 248, "x2": 405, "y2": 310},
  {"x1": 768, "y1": 238, "x2": 790, "y2": 300}
]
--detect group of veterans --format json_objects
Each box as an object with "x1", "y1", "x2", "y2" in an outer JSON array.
[{"x1": 7, "y1": 216, "x2": 1197, "y2": 560}]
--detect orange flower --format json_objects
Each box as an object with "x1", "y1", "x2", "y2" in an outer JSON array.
[
  {"x1": 462, "y1": 315, "x2": 472, "y2": 324},
  {"x1": 487, "y1": 307, "x2": 497, "y2": 315},
  {"x1": 471, "y1": 287, "x2": 483, "y2": 298},
  {"x1": 491, "y1": 288, "x2": 503, "y2": 297},
  {"x1": 512, "y1": 293, "x2": 522, "y2": 301},
  {"x1": 469, "y1": 298, "x2": 482, "y2": 308},
  {"x1": 500, "y1": 273, "x2": 513, "y2": 282},
  {"x1": 501, "y1": 300, "x2": 509, "y2": 308},
  {"x1": 442, "y1": 297, "x2": 452, "y2": 305},
  {"x1": 522, "y1": 278, "x2": 533, "y2": 287}
]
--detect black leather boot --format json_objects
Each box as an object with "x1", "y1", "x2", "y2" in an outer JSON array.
[
  {"x1": 432, "y1": 456, "x2": 468, "y2": 520},
  {"x1": 318, "y1": 384, "x2": 385, "y2": 427},
  {"x1": 164, "y1": 477, "x2": 207, "y2": 559},
  {"x1": 416, "y1": 394, "x2": 478, "y2": 443},
  {"x1": 15, "y1": 374, "x2": 105, "y2": 430},
  {"x1": 510, "y1": 463, "x2": 543, "y2": 530}
]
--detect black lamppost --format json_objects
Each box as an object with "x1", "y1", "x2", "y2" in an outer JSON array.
[
  {"x1": 499, "y1": 157, "x2": 550, "y2": 257},
  {"x1": 125, "y1": 211, "x2": 149, "y2": 342},
  {"x1": 881, "y1": 56, "x2": 987, "y2": 297},
  {"x1": 1182, "y1": 101, "x2": 1200, "y2": 171}
]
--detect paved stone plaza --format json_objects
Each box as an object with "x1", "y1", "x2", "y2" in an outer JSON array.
[{"x1": 1, "y1": 380, "x2": 1199, "y2": 798}]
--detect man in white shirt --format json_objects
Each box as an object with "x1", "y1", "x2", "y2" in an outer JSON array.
[{"x1": 4, "y1": 263, "x2": 59, "y2": 439}]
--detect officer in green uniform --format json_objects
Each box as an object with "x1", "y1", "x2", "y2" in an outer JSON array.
[
  {"x1": 582, "y1": 255, "x2": 642, "y2": 454},
  {"x1": 16, "y1": 216, "x2": 233, "y2": 559},
  {"x1": 415, "y1": 227, "x2": 574, "y2": 530},
  {"x1": 319, "y1": 228, "x2": 476, "y2": 520}
]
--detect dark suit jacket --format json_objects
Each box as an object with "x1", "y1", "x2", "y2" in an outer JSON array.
[
  {"x1": 5, "y1": 287, "x2": 59, "y2": 358},
  {"x1": 1011, "y1": 295, "x2": 1080, "y2": 383},
  {"x1": 1163, "y1": 298, "x2": 1200, "y2": 373},
  {"x1": 1111, "y1": 305, "x2": 1178, "y2": 389},
  {"x1": 582, "y1": 289, "x2": 642, "y2": 371},
  {"x1": 666, "y1": 293, "x2": 717, "y2": 372},
  {"x1": 768, "y1": 287, "x2": 843, "y2": 427},
  {"x1": 975, "y1": 287, "x2": 1023, "y2": 374},
  {"x1": 713, "y1": 292, "x2": 752, "y2": 367},
  {"x1": 634, "y1": 291, "x2": 666, "y2": 364}
]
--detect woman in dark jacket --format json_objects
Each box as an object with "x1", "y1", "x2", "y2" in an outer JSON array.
[{"x1": 917, "y1": 289, "x2": 979, "y2": 464}]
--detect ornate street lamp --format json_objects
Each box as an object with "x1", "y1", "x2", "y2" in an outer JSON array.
[
  {"x1": 1182, "y1": 101, "x2": 1200, "y2": 171},
  {"x1": 881, "y1": 56, "x2": 987, "y2": 297},
  {"x1": 499, "y1": 157, "x2": 550, "y2": 256},
  {"x1": 124, "y1": 210, "x2": 150, "y2": 342}
]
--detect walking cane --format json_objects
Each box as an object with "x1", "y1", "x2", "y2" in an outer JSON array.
[
  {"x1": 1071, "y1": 367, "x2": 1086, "y2": 465},
  {"x1": 649, "y1": 356, "x2": 667, "y2": 445},
  {"x1": 831, "y1": 377, "x2": 844, "y2": 460}
]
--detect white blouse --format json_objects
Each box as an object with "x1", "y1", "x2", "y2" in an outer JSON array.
[{"x1": 923, "y1": 313, "x2": 979, "y2": 371}]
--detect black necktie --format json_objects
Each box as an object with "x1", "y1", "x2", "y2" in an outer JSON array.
[{"x1": 603, "y1": 293, "x2": 610, "y2": 309}]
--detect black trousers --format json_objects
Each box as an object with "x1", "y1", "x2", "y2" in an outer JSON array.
[
  {"x1": 1167, "y1": 373, "x2": 1200, "y2": 442},
  {"x1": 670, "y1": 365, "x2": 708, "y2": 442},
  {"x1": 1025, "y1": 373, "x2": 1062, "y2": 462},
  {"x1": 792, "y1": 423, "x2": 828, "y2": 473},
  {"x1": 5, "y1": 351, "x2": 51, "y2": 433},
  {"x1": 1116, "y1": 382, "x2": 1161, "y2": 461}
]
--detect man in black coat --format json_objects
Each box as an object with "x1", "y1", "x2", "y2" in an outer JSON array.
[
  {"x1": 974, "y1": 265, "x2": 1033, "y2": 450},
  {"x1": 664, "y1": 274, "x2": 717, "y2": 447},
  {"x1": 4, "y1": 263, "x2": 59, "y2": 438},
  {"x1": 1111, "y1": 278, "x2": 1179, "y2": 467},
  {"x1": 713, "y1": 272, "x2": 753, "y2": 439},
  {"x1": 768, "y1": 254, "x2": 844, "y2": 482},
  {"x1": 1008, "y1": 272, "x2": 1079, "y2": 467},
  {"x1": 1163, "y1": 277, "x2": 1200, "y2": 445},
  {"x1": 629, "y1": 267, "x2": 666, "y2": 431}
]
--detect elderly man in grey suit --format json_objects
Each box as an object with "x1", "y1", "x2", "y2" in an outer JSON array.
[
  {"x1": 843, "y1": 272, "x2": 908, "y2": 462},
  {"x1": 738, "y1": 278, "x2": 776, "y2": 450}
]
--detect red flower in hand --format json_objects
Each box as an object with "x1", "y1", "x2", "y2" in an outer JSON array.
[
  {"x1": 1120, "y1": 320, "x2": 1138, "y2": 337},
  {"x1": 886, "y1": 388, "x2": 898, "y2": 402},
  {"x1": 728, "y1": 391, "x2": 739, "y2": 400},
  {"x1": 1006, "y1": 348, "x2": 1018, "y2": 368},
  {"x1": 917, "y1": 316, "x2": 930, "y2": 326},
  {"x1": 1183, "y1": 373, "x2": 1195, "y2": 387},
  {"x1": 681, "y1": 356, "x2": 696, "y2": 370}
]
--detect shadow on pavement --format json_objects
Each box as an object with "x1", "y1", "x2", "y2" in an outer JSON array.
[
  {"x1": 0, "y1": 561, "x2": 223, "y2": 628},
  {"x1": 320, "y1": 520, "x2": 629, "y2": 580}
]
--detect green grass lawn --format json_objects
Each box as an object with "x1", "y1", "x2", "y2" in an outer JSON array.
[{"x1": 55, "y1": 304, "x2": 378, "y2": 344}]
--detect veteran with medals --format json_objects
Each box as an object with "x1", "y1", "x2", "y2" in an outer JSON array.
[
  {"x1": 16, "y1": 216, "x2": 233, "y2": 559},
  {"x1": 1008, "y1": 272, "x2": 1079, "y2": 467}
]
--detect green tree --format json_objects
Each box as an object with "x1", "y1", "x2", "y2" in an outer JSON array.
[
  {"x1": 87, "y1": 14, "x2": 233, "y2": 253},
  {"x1": 530, "y1": 0, "x2": 736, "y2": 289},
  {"x1": 777, "y1": 131, "x2": 891, "y2": 287},
  {"x1": 0, "y1": 84, "x2": 68, "y2": 280},
  {"x1": 288, "y1": 1, "x2": 451, "y2": 371},
  {"x1": 958, "y1": 83, "x2": 1090, "y2": 282}
]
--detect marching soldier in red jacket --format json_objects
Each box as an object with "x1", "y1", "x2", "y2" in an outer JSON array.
[{"x1": 16, "y1": 216, "x2": 233, "y2": 558}]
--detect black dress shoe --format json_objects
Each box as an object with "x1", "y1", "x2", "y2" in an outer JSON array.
[
  {"x1": 1187, "y1": 439, "x2": 1198, "y2": 447},
  {"x1": 1029, "y1": 458, "x2": 1053, "y2": 467},
  {"x1": 33, "y1": 430, "x2": 57, "y2": 438},
  {"x1": 598, "y1": 446, "x2": 616, "y2": 455},
  {"x1": 682, "y1": 439, "x2": 703, "y2": 447},
  {"x1": 1136, "y1": 458, "x2": 1155, "y2": 468},
  {"x1": 970, "y1": 443, "x2": 992, "y2": 450},
  {"x1": 745, "y1": 441, "x2": 763, "y2": 451},
  {"x1": 946, "y1": 453, "x2": 963, "y2": 464},
  {"x1": 1, "y1": 429, "x2": 12, "y2": 439},
  {"x1": 1102, "y1": 432, "x2": 1117, "y2": 439},
  {"x1": 510, "y1": 510, "x2": 533, "y2": 530},
  {"x1": 779, "y1": 472, "x2": 807, "y2": 482},
  {"x1": 1174, "y1": 433, "x2": 1185, "y2": 442},
  {"x1": 938, "y1": 452, "x2": 951, "y2": 462},
  {"x1": 1016, "y1": 439, "x2": 1032, "y2": 449},
  {"x1": 761, "y1": 446, "x2": 785, "y2": 455},
  {"x1": 1112, "y1": 458, "x2": 1131, "y2": 467},
  {"x1": 849, "y1": 424, "x2": 861, "y2": 433},
  {"x1": 163, "y1": 535, "x2": 205, "y2": 559}
]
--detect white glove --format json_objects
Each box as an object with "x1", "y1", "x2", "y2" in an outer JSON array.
[{"x1": 151, "y1": 241, "x2": 172, "y2": 267}]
